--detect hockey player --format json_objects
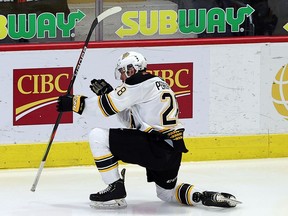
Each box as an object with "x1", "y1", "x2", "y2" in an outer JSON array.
[{"x1": 57, "y1": 51, "x2": 240, "y2": 209}]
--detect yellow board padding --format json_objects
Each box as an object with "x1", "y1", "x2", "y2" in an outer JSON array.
[
  {"x1": 182, "y1": 134, "x2": 270, "y2": 161},
  {"x1": 0, "y1": 142, "x2": 94, "y2": 169},
  {"x1": 1, "y1": 134, "x2": 288, "y2": 169},
  {"x1": 268, "y1": 134, "x2": 288, "y2": 158}
]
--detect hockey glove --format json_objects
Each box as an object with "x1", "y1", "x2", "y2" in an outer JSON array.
[
  {"x1": 90, "y1": 79, "x2": 113, "y2": 96},
  {"x1": 57, "y1": 94, "x2": 87, "y2": 115}
]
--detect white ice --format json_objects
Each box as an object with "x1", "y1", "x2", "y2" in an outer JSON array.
[{"x1": 1, "y1": 158, "x2": 288, "y2": 216}]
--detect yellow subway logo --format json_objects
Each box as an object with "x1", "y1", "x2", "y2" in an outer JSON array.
[{"x1": 116, "y1": 5, "x2": 255, "y2": 38}]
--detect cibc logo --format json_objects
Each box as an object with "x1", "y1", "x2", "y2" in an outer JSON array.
[
  {"x1": 13, "y1": 67, "x2": 73, "y2": 125},
  {"x1": 147, "y1": 63, "x2": 193, "y2": 118}
]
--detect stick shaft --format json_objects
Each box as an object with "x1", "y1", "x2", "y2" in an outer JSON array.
[{"x1": 30, "y1": 6, "x2": 122, "y2": 192}]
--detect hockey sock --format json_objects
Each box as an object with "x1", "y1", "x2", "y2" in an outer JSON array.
[
  {"x1": 175, "y1": 183, "x2": 195, "y2": 206},
  {"x1": 94, "y1": 153, "x2": 120, "y2": 184},
  {"x1": 174, "y1": 183, "x2": 205, "y2": 206},
  {"x1": 89, "y1": 128, "x2": 120, "y2": 184}
]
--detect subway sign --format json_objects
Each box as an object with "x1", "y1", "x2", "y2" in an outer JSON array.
[
  {"x1": 116, "y1": 5, "x2": 255, "y2": 38},
  {"x1": 0, "y1": 10, "x2": 85, "y2": 40},
  {"x1": 0, "y1": 5, "x2": 254, "y2": 40}
]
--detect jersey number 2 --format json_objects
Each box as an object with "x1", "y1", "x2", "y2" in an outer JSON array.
[{"x1": 161, "y1": 92, "x2": 177, "y2": 126}]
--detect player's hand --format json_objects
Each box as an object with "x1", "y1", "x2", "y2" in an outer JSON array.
[
  {"x1": 57, "y1": 94, "x2": 86, "y2": 115},
  {"x1": 90, "y1": 79, "x2": 113, "y2": 96}
]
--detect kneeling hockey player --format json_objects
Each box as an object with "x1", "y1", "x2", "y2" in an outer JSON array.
[{"x1": 57, "y1": 51, "x2": 241, "y2": 209}]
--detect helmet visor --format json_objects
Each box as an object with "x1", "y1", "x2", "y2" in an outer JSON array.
[
  {"x1": 114, "y1": 67, "x2": 121, "y2": 80},
  {"x1": 114, "y1": 64, "x2": 134, "y2": 80}
]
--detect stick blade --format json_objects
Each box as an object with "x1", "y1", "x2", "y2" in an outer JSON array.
[{"x1": 97, "y1": 6, "x2": 122, "y2": 23}]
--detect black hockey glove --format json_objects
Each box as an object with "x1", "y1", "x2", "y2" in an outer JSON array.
[
  {"x1": 90, "y1": 79, "x2": 113, "y2": 96},
  {"x1": 57, "y1": 94, "x2": 87, "y2": 115}
]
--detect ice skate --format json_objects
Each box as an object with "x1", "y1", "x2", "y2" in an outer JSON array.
[
  {"x1": 193, "y1": 191, "x2": 242, "y2": 208},
  {"x1": 90, "y1": 168, "x2": 127, "y2": 209}
]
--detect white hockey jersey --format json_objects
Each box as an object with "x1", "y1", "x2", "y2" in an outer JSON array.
[{"x1": 84, "y1": 72, "x2": 184, "y2": 134}]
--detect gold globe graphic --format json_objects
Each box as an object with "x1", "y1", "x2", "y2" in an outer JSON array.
[{"x1": 272, "y1": 64, "x2": 288, "y2": 120}]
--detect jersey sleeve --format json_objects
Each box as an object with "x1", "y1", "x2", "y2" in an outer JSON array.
[{"x1": 82, "y1": 83, "x2": 143, "y2": 117}]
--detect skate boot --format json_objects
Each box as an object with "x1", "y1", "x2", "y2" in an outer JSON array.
[
  {"x1": 193, "y1": 191, "x2": 241, "y2": 208},
  {"x1": 90, "y1": 168, "x2": 127, "y2": 209}
]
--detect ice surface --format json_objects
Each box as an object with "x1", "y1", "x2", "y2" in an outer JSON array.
[{"x1": 1, "y1": 158, "x2": 288, "y2": 216}]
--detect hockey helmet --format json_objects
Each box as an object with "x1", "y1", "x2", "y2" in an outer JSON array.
[{"x1": 114, "y1": 51, "x2": 147, "y2": 80}]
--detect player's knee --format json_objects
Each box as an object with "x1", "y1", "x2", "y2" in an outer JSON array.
[
  {"x1": 89, "y1": 128, "x2": 109, "y2": 149},
  {"x1": 156, "y1": 185, "x2": 174, "y2": 202}
]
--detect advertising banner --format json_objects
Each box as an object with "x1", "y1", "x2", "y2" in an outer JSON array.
[{"x1": 13, "y1": 67, "x2": 73, "y2": 125}]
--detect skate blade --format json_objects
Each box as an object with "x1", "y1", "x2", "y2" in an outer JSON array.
[
  {"x1": 218, "y1": 195, "x2": 242, "y2": 206},
  {"x1": 90, "y1": 198, "x2": 127, "y2": 209}
]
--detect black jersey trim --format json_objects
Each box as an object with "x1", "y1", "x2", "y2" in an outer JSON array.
[
  {"x1": 99, "y1": 94, "x2": 119, "y2": 116},
  {"x1": 125, "y1": 72, "x2": 156, "y2": 85}
]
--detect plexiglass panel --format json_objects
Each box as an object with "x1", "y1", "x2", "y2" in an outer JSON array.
[{"x1": 0, "y1": 0, "x2": 287, "y2": 44}]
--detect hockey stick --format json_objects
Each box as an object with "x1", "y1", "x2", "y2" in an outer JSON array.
[{"x1": 30, "y1": 6, "x2": 122, "y2": 192}]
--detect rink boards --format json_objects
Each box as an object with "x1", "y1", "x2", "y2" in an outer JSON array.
[{"x1": 0, "y1": 37, "x2": 288, "y2": 168}]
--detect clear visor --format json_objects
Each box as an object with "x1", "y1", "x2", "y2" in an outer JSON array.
[
  {"x1": 114, "y1": 64, "x2": 134, "y2": 80},
  {"x1": 114, "y1": 67, "x2": 122, "y2": 80}
]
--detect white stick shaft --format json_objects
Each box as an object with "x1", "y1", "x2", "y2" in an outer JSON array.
[{"x1": 30, "y1": 161, "x2": 45, "y2": 192}]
